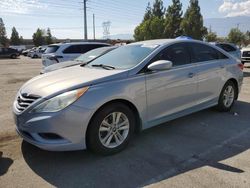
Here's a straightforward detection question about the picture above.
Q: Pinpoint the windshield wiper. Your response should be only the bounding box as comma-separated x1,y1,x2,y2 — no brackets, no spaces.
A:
91,64,116,70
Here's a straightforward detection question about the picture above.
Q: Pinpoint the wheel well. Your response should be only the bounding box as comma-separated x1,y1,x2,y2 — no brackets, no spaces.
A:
227,78,239,99
87,99,142,136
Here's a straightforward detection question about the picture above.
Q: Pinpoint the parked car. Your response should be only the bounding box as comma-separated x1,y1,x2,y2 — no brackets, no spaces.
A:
0,47,20,59
41,46,118,74
211,42,241,60
13,39,243,155
22,49,31,56
27,47,37,57
241,45,250,64
41,42,110,67
30,46,47,58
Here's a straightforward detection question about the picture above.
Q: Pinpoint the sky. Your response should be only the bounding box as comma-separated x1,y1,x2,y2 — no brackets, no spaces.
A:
0,0,250,39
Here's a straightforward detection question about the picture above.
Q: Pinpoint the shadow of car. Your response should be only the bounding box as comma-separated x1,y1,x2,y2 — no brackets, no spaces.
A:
21,100,250,188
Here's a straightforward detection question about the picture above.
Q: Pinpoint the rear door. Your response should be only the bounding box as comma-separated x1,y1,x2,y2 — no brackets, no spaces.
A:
145,42,199,127
188,42,229,104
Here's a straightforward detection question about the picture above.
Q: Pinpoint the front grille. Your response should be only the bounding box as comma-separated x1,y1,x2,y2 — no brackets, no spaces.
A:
15,93,40,113
242,51,250,57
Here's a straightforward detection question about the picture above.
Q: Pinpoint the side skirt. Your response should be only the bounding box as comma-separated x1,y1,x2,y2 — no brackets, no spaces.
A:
143,99,218,130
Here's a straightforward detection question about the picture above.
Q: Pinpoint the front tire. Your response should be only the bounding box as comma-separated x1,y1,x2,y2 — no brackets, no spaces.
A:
87,103,135,155
10,54,17,59
217,81,236,112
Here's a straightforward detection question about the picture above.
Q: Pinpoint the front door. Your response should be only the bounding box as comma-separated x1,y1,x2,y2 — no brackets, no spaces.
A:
145,43,198,127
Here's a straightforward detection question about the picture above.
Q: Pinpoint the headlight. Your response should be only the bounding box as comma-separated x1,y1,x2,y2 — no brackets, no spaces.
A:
31,87,89,113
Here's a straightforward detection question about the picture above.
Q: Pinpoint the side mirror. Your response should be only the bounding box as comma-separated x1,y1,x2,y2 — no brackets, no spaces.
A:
147,60,173,71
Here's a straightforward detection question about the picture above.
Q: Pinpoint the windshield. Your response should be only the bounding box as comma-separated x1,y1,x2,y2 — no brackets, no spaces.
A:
44,45,59,54
75,47,113,63
87,44,158,69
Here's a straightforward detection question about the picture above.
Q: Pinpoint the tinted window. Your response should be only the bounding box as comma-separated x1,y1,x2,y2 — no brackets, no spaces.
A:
152,43,190,66
64,44,108,54
8,48,17,52
216,44,236,52
190,43,228,63
44,45,59,53
63,45,81,54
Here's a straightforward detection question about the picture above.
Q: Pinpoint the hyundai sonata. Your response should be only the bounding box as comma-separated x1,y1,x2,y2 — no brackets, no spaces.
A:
13,39,243,155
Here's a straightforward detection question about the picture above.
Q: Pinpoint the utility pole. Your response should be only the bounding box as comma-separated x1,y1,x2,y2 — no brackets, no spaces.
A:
83,0,88,40
93,14,96,40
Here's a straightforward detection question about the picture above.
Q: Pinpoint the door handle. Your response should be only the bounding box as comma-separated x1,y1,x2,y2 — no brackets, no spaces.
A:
188,72,195,78
220,65,225,69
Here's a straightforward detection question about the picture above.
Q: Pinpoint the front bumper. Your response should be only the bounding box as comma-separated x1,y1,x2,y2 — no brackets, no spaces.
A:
241,57,250,62
13,104,94,151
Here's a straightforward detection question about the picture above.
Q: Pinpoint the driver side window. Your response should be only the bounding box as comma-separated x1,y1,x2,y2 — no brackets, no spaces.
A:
151,43,191,67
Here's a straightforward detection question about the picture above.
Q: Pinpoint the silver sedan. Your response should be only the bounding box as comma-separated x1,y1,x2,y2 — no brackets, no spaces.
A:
13,39,244,155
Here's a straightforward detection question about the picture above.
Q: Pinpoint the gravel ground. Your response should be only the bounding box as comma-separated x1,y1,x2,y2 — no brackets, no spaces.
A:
0,56,250,188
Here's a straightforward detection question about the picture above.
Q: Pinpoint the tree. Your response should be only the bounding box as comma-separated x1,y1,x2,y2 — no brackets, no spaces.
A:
32,28,46,46
10,27,21,45
143,3,152,21
134,17,165,41
205,28,217,42
228,28,245,46
180,0,207,40
152,0,165,18
45,28,53,44
164,0,183,38
244,30,250,46
0,18,8,47
19,36,24,44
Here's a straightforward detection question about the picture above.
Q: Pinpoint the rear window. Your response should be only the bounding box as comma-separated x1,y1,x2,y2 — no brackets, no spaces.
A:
216,44,236,52
44,45,59,53
189,43,228,63
63,44,108,54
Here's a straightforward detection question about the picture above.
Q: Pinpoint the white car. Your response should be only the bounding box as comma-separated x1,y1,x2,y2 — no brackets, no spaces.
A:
27,47,37,57
41,42,110,67
241,45,250,64
30,46,47,58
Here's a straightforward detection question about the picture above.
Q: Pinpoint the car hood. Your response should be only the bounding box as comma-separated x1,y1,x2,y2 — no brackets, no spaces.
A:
242,47,250,51
42,60,80,73
20,66,127,97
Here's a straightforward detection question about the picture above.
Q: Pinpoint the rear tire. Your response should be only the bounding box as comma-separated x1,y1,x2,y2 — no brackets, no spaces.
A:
87,103,135,155
217,81,236,112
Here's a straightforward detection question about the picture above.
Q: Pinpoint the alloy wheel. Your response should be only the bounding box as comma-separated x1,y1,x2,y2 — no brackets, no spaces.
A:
98,112,130,148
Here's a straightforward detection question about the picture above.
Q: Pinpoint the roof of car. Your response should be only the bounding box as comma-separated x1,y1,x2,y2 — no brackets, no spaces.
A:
48,42,110,47
131,39,205,46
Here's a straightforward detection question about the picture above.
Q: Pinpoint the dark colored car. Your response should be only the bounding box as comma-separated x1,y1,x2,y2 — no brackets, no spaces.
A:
0,47,20,59
40,46,118,74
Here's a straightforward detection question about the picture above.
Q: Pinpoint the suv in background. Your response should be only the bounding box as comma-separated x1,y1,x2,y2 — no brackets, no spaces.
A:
0,47,20,59
211,42,241,60
41,42,110,67
241,45,250,64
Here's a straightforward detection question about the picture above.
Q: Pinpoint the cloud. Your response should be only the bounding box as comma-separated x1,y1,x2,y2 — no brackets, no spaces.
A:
219,0,250,17
0,0,47,14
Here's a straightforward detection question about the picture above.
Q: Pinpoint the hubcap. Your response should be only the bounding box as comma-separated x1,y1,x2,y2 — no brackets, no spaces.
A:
99,112,130,148
223,85,235,108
